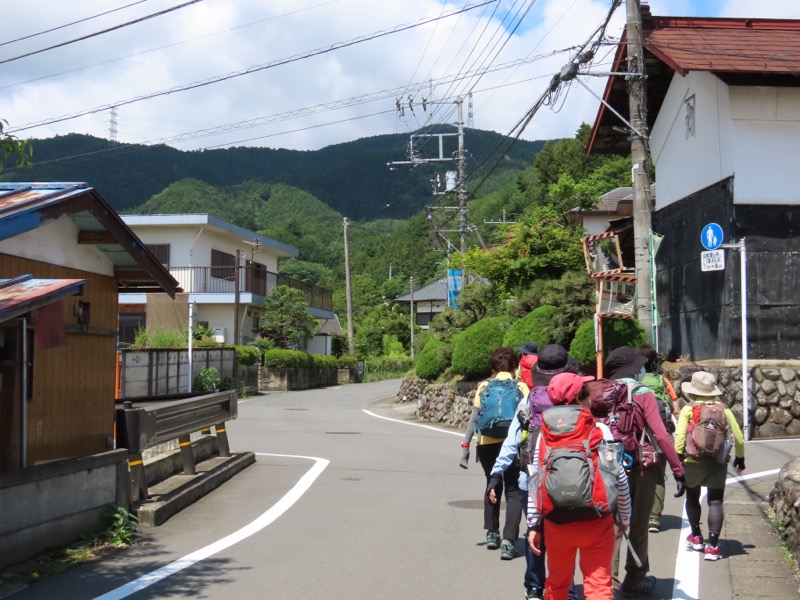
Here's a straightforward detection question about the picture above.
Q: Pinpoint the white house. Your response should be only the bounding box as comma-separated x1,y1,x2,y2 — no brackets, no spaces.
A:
119,214,340,353
395,276,449,329
588,10,800,360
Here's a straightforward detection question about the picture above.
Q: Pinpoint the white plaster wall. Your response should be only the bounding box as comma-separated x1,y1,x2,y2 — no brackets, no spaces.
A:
0,218,113,275
194,304,236,345
581,215,614,235
729,87,800,205
649,71,735,209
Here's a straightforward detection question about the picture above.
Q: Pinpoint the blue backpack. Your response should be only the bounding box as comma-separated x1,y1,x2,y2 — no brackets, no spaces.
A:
476,378,523,438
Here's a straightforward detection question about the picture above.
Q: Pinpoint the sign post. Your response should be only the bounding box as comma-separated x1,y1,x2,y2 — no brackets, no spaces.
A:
722,239,749,440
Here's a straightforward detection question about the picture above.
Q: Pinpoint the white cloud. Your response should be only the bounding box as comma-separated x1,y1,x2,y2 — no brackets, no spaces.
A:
1,0,797,151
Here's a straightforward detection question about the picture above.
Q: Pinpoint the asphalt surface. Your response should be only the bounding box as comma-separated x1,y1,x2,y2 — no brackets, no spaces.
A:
6,379,800,599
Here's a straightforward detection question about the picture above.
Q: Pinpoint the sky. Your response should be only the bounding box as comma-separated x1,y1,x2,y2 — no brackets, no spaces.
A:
3,0,799,153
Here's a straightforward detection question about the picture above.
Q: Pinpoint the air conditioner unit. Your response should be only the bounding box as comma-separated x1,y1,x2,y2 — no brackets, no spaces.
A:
212,327,225,343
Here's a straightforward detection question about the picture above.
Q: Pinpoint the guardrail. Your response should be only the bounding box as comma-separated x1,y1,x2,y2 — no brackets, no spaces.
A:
115,390,238,501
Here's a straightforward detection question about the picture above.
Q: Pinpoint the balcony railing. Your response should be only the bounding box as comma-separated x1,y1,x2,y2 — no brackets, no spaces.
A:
169,266,333,312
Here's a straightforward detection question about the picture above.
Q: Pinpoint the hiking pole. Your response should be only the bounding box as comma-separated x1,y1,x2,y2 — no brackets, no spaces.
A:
622,529,642,568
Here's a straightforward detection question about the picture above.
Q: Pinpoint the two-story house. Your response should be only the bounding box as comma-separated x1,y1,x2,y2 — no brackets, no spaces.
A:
119,214,339,353
588,11,800,361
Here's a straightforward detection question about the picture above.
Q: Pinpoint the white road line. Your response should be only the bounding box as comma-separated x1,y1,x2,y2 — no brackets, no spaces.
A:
93,453,329,600
671,467,781,599
362,408,463,436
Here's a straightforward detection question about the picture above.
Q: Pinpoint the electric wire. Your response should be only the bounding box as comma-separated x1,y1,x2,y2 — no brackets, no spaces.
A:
7,0,497,135
0,0,204,66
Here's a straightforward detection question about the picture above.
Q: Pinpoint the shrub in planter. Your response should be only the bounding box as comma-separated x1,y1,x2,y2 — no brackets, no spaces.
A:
415,338,452,381
569,317,648,371
262,349,313,369
312,354,337,369
234,345,260,366
451,316,509,379
336,355,358,370
503,304,563,349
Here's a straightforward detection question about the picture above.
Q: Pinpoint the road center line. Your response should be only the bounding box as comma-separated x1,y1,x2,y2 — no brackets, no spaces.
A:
362,408,463,436
93,453,329,600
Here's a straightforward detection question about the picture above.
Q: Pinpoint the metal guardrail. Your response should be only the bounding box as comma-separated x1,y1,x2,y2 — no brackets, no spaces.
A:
115,390,238,501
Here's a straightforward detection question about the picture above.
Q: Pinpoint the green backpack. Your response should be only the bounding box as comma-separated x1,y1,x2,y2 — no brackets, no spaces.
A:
639,372,674,433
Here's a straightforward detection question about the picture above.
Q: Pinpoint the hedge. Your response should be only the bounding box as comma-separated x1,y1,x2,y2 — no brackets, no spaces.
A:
451,316,509,379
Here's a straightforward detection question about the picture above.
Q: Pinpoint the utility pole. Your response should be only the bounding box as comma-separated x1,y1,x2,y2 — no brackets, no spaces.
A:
234,248,240,345
456,97,468,291
343,217,355,355
626,0,654,336
409,276,415,359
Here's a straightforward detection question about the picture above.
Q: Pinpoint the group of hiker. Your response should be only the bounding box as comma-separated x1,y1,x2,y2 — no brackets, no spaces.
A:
459,342,746,600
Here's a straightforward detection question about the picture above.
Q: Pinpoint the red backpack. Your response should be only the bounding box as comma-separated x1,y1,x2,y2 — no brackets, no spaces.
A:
685,402,732,463
536,405,621,523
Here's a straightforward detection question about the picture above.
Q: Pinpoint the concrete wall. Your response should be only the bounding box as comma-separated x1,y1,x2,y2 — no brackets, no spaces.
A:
0,450,130,568
259,366,338,391
120,348,235,397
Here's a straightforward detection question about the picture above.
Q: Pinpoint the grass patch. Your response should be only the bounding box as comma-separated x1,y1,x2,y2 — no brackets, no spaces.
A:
766,506,800,579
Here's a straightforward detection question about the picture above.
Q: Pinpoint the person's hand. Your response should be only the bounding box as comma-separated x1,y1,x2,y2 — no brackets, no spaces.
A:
487,475,501,504
733,456,746,474
674,475,686,498
528,530,542,556
459,446,470,469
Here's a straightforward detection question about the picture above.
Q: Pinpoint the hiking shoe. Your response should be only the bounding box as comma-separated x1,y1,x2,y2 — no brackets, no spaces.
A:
686,533,704,551
500,539,516,560
704,544,722,561
648,521,660,533
620,575,657,597
486,530,501,549
525,587,543,599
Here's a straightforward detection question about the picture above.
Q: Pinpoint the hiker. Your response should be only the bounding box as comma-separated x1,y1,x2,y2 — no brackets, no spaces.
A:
516,341,539,389
636,344,681,533
460,347,529,558
487,344,581,599
675,371,745,561
526,372,632,600
602,346,685,598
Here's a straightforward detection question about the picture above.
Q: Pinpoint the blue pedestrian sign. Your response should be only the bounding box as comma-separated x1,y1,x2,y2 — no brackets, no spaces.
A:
701,223,723,250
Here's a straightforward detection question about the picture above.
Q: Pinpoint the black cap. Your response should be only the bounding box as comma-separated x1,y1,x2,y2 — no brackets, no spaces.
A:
517,341,538,356
532,344,579,387
604,346,648,380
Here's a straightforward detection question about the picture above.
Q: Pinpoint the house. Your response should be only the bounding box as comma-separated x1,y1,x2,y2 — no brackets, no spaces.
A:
119,214,340,352
395,276,449,329
0,182,180,566
588,11,800,360
569,186,635,235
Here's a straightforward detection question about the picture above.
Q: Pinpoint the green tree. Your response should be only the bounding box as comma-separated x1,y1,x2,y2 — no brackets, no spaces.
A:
259,285,316,348
1,119,32,172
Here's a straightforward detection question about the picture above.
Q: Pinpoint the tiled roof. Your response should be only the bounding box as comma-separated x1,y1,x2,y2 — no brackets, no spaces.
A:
588,11,800,155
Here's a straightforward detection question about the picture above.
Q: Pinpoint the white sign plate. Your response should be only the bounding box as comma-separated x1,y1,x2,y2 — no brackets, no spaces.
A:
701,249,725,271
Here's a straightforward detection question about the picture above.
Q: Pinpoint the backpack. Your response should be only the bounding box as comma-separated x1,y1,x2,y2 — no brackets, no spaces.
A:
518,354,538,389
535,405,622,523
639,372,675,433
476,378,523,438
517,386,552,470
685,402,732,463
585,378,661,472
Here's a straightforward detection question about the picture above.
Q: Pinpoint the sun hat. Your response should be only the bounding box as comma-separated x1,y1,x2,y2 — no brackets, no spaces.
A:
547,373,596,405
517,341,539,356
532,344,579,387
603,346,649,380
681,371,723,397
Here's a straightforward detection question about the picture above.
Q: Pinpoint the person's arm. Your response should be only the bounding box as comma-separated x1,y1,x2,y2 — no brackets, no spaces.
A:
641,393,684,477
725,407,745,459
663,377,681,417
526,433,542,529
460,407,479,468
488,411,522,502
673,405,691,456
616,462,632,527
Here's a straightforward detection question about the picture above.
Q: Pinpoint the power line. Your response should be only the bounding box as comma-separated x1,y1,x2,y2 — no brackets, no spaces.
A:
0,0,205,66
8,0,497,135
0,0,152,49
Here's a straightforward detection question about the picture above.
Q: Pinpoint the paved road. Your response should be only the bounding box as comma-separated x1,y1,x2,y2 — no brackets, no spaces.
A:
12,380,800,599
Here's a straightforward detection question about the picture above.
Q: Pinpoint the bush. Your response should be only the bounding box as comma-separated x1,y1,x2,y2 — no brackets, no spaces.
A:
312,354,337,369
250,338,275,354
503,304,563,349
234,345,260,366
148,327,185,349
336,355,358,369
451,316,509,379
194,366,221,391
363,357,414,382
262,349,313,368
415,338,452,381
569,318,648,372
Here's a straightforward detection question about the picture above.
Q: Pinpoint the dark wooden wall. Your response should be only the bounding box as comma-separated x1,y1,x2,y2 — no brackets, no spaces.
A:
653,177,800,360
0,254,118,467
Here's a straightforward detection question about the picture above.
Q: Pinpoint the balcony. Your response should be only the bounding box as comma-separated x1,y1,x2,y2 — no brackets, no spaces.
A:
169,266,333,312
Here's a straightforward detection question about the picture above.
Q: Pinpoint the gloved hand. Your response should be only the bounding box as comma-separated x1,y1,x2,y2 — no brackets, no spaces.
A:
733,456,746,472
678,453,685,463
674,475,686,498
459,446,470,469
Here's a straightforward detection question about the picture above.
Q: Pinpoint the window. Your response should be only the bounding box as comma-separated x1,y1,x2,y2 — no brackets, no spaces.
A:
211,249,236,280
119,313,145,346
146,244,170,267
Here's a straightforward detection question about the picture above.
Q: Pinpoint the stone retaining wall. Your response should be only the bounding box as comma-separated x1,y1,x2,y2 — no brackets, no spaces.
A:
768,457,800,566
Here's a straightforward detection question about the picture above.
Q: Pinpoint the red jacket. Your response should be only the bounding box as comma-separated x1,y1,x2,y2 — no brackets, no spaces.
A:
518,354,538,389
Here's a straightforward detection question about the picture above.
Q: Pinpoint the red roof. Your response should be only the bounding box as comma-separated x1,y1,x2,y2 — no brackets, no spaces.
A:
588,12,800,155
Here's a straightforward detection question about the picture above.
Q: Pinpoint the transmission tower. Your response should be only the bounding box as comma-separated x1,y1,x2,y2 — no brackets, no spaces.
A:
108,106,118,145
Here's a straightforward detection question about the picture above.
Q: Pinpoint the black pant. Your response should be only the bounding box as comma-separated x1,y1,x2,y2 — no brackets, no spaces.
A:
477,441,522,540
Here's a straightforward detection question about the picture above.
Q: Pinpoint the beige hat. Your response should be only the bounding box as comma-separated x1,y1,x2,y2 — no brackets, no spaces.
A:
681,371,723,396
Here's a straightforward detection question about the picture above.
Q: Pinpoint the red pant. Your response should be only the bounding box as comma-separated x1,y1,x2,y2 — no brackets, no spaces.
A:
543,515,615,600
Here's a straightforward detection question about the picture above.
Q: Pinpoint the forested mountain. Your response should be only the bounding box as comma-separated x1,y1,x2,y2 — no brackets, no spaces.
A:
1,128,544,221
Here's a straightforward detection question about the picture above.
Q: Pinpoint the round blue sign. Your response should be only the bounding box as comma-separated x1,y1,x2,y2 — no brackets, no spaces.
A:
701,223,723,250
